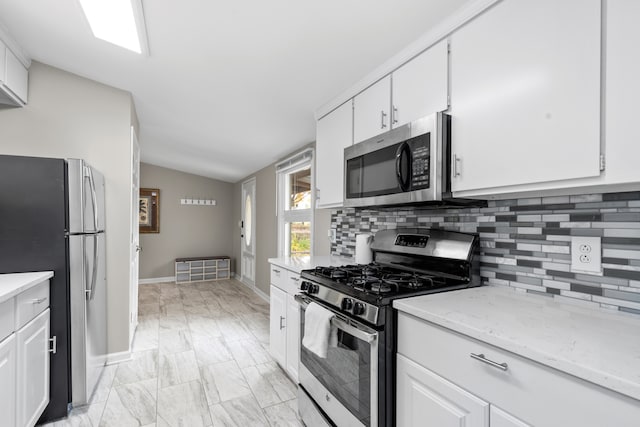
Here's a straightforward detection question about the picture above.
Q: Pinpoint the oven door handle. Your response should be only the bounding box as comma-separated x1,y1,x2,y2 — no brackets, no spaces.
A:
332,317,377,344
294,294,377,344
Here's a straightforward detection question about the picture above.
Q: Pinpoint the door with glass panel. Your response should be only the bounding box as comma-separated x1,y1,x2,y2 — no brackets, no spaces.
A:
241,177,256,286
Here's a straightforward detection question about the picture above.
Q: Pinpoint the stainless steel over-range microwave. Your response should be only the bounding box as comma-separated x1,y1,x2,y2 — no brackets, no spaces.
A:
344,112,454,207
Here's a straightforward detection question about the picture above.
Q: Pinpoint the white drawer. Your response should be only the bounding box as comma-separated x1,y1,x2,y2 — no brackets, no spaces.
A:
270,265,287,290
398,312,640,427
15,280,49,330
0,298,14,342
285,272,301,295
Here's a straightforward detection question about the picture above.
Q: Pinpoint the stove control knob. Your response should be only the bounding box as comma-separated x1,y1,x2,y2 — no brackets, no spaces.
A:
300,281,310,292
341,298,353,311
310,284,320,294
353,302,366,316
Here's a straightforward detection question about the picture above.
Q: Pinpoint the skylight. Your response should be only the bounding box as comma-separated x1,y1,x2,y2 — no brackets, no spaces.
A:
78,0,147,54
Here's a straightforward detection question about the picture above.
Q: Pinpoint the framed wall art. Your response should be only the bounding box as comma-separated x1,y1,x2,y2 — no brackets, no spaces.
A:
139,188,160,233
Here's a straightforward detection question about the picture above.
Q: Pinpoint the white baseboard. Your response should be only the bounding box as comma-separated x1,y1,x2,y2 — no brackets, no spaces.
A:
138,276,174,285
234,275,269,303
106,350,132,365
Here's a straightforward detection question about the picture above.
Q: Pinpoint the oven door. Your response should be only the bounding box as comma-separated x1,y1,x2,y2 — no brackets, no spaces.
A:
296,295,378,427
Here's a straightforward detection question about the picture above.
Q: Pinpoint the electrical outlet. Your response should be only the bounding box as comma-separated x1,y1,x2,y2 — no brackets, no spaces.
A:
571,236,601,274
328,229,337,244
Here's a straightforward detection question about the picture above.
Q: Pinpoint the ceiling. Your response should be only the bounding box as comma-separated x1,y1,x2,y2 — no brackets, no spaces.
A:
0,0,469,182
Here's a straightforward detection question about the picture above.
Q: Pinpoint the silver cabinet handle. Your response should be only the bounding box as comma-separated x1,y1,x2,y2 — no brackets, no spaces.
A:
49,336,57,354
291,277,300,282
380,110,387,129
31,297,47,304
453,154,461,177
279,316,286,330
470,353,508,371
392,106,398,125
273,269,280,274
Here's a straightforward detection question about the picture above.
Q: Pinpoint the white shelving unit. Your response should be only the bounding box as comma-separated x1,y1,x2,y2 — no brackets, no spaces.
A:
175,256,230,283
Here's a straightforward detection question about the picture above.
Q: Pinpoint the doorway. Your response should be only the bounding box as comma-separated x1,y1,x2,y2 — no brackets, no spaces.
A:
241,177,256,287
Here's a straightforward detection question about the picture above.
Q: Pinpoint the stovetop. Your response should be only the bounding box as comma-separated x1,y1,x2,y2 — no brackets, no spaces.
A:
300,263,471,306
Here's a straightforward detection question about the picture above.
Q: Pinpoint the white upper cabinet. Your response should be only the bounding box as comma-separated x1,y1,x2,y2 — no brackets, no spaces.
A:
353,76,391,143
450,0,601,194
316,100,353,208
392,40,449,128
0,38,28,106
603,0,640,186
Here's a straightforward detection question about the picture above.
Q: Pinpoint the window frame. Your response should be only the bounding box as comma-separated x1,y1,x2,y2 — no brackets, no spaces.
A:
276,149,315,258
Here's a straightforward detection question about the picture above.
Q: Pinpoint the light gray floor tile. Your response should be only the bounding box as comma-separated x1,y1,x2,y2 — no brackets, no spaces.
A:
201,360,252,404
263,399,303,427
158,328,193,354
159,314,188,330
100,379,157,427
159,350,200,388
89,364,117,404
242,362,295,408
217,317,254,342
210,395,269,427
113,351,158,386
226,339,272,368
51,400,105,426
192,333,233,366
157,380,211,427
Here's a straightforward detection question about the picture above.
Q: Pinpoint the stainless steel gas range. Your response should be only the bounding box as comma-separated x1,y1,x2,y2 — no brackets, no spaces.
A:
296,228,481,427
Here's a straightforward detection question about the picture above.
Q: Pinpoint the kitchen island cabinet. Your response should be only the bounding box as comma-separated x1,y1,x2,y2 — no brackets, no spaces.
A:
0,271,53,427
394,286,640,427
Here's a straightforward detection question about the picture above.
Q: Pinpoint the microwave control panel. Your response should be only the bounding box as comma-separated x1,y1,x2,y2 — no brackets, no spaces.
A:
409,134,430,189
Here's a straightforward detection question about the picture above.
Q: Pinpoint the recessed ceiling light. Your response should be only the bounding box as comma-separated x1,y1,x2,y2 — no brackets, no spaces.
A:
78,0,148,54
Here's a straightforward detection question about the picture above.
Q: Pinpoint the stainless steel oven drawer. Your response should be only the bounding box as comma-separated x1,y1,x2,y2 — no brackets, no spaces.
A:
298,386,332,427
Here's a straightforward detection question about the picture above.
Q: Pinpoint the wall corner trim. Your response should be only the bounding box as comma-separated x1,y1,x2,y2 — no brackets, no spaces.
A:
235,274,270,303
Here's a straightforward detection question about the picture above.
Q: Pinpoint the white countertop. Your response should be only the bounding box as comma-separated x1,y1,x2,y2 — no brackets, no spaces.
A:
267,255,354,273
393,285,640,402
0,271,54,304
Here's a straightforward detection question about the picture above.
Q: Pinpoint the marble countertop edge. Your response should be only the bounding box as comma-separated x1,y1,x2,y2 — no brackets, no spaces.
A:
0,271,54,304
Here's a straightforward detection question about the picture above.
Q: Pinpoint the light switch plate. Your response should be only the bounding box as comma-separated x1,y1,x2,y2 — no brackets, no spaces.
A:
570,236,602,274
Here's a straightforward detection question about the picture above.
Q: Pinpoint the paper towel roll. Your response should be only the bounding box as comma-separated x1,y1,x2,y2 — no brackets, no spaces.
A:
355,234,373,264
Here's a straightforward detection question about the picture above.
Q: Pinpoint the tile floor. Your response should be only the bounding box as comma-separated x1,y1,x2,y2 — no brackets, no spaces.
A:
45,279,303,427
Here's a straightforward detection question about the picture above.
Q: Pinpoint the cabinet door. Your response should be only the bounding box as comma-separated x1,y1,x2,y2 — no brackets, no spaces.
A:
16,309,50,427
316,100,353,208
603,0,640,185
269,286,287,368
353,75,391,143
0,334,16,427
285,293,300,382
490,406,531,427
392,40,448,128
450,0,601,194
397,354,489,427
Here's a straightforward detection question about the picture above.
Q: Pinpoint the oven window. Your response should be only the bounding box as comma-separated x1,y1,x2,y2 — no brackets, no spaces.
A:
301,312,372,426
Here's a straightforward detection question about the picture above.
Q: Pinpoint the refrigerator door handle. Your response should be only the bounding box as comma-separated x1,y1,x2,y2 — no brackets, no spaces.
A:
85,166,99,232
87,234,98,301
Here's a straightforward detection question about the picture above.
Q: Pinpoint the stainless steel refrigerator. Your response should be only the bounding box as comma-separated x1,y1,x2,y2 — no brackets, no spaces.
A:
0,155,108,423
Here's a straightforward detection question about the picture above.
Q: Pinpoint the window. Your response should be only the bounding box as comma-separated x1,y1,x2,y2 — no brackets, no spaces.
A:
277,149,314,257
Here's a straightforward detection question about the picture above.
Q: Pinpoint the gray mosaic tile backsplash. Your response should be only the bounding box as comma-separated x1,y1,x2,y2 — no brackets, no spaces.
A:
330,191,640,315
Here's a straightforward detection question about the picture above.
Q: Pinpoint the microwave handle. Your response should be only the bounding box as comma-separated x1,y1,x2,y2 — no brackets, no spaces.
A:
395,142,412,192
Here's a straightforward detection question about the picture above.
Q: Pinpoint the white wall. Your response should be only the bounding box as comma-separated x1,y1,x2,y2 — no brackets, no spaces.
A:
0,61,135,354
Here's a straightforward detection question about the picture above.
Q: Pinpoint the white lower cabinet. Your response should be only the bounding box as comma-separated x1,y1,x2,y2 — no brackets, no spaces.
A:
0,334,17,427
397,354,488,427
397,312,639,427
269,285,287,368
285,293,300,381
269,264,302,383
489,406,530,427
16,308,50,427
